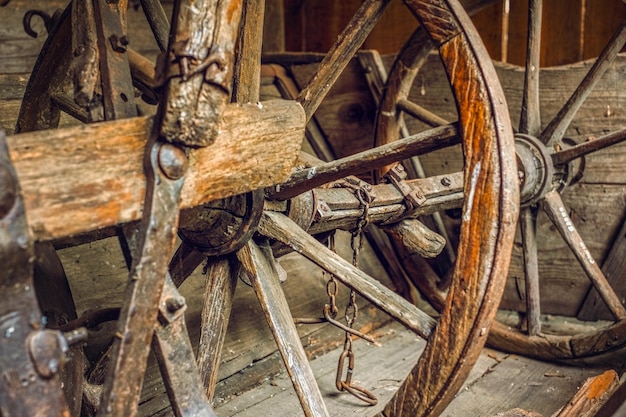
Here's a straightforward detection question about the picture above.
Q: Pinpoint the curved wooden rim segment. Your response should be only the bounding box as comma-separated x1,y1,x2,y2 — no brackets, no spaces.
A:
489,319,626,364
379,1,518,416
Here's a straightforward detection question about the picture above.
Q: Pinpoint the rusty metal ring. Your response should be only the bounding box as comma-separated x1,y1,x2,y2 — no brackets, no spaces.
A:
179,189,264,257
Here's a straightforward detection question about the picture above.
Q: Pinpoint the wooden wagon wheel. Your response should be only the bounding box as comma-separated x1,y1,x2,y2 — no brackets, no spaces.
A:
377,0,626,363
7,1,517,417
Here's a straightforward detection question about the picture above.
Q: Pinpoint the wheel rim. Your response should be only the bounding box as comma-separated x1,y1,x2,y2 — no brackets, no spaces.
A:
377,0,626,364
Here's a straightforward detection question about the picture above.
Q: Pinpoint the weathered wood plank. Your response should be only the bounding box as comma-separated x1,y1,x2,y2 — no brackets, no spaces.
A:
552,370,619,417
8,100,304,240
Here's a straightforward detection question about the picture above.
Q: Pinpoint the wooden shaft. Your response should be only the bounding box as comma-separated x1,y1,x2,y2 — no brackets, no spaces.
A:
9,100,304,241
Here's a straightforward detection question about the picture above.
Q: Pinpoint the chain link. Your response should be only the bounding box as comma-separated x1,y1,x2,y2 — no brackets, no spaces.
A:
333,179,377,406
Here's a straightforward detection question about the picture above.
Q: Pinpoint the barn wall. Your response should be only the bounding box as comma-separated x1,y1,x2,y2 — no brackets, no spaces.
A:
281,0,626,67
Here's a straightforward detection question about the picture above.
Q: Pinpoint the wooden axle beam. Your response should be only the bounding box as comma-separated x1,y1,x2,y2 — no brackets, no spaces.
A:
8,99,304,241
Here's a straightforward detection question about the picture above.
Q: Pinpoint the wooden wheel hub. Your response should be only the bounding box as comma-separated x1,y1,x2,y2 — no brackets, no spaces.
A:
515,134,554,206
178,190,264,256
515,133,586,207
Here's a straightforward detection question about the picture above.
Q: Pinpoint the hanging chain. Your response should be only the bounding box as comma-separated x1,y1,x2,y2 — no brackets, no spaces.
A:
325,234,340,318
334,179,378,406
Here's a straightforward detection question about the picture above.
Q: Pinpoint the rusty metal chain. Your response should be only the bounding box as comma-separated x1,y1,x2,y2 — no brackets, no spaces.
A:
325,234,340,318
333,179,378,406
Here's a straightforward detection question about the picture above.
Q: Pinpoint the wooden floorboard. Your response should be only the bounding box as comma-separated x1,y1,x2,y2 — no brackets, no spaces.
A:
214,321,613,417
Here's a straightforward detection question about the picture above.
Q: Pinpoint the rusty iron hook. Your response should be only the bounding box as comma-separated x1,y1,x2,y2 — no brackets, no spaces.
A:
23,9,60,38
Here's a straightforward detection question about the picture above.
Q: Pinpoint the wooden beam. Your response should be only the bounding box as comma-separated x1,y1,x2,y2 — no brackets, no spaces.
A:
552,370,619,417
8,99,304,240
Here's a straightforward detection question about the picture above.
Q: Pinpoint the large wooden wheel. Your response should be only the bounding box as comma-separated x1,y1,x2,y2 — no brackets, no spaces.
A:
378,0,626,363
4,1,517,416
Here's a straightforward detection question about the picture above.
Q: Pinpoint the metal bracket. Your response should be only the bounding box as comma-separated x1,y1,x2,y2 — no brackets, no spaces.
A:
0,131,71,416
383,163,426,212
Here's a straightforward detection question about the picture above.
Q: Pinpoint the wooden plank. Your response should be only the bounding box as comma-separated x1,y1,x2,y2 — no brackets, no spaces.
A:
444,352,608,416
552,370,619,417
364,1,417,54
583,1,626,61
490,410,542,417
213,319,613,417
471,0,506,62
262,0,285,53
541,0,584,66
8,99,304,241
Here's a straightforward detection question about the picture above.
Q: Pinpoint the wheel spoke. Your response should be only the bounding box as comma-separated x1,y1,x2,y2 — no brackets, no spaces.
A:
541,190,626,320
196,256,239,402
397,98,451,127
541,18,626,146
297,0,391,121
138,0,170,52
237,239,329,417
259,211,437,339
168,241,206,287
551,126,626,165
268,123,459,200
520,206,541,335
233,0,264,103
519,0,542,136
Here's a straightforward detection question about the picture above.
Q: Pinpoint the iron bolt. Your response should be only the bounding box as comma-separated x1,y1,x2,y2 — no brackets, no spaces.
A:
440,177,451,187
28,330,69,379
158,143,188,180
109,34,129,53
165,296,186,312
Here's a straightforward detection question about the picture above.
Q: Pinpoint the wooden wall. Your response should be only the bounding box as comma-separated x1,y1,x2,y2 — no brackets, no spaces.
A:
282,0,626,67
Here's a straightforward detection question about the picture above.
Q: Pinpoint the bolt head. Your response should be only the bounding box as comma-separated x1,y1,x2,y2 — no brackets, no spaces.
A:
165,296,186,312
158,143,187,180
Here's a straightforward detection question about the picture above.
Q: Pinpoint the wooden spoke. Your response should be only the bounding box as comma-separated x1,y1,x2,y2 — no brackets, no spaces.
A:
541,19,626,146
541,190,626,320
259,211,437,339
138,0,170,52
269,123,459,200
397,98,451,128
520,206,541,336
519,0,542,136
578,216,626,321
233,0,264,103
297,0,391,121
196,256,239,402
168,241,206,287
551,126,626,165
237,239,330,417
